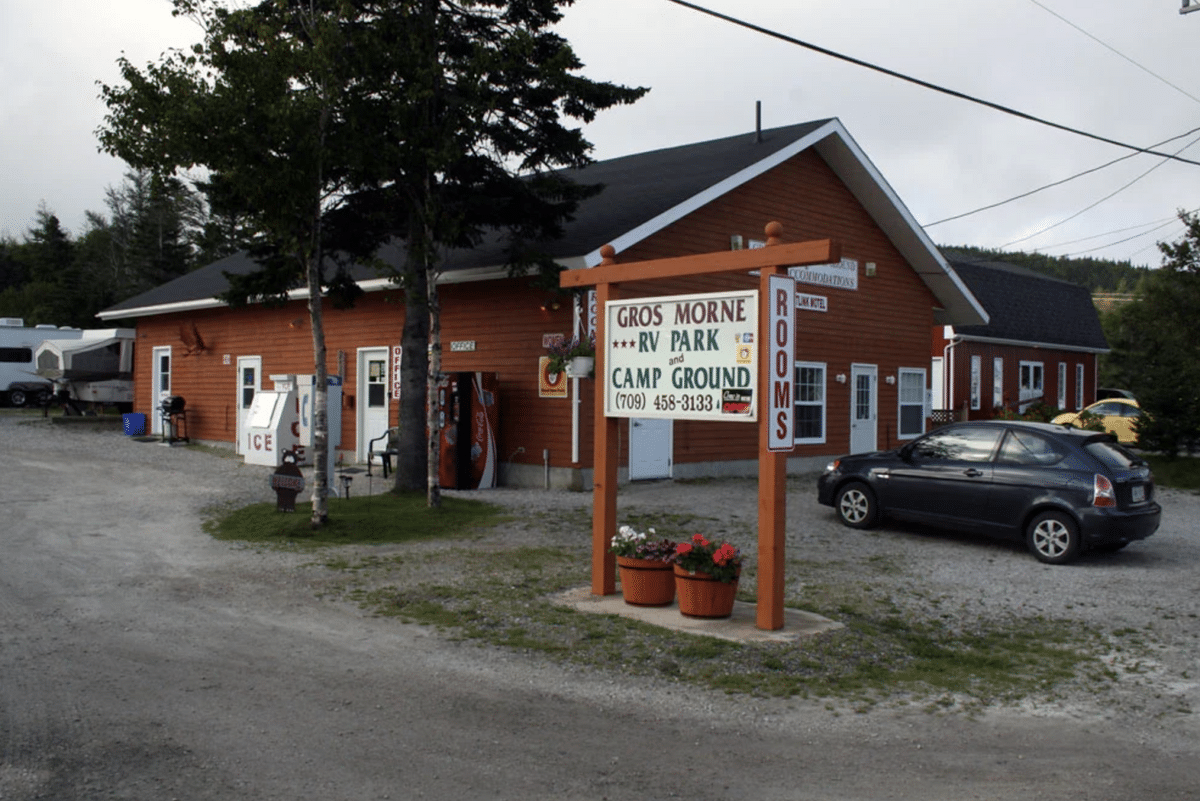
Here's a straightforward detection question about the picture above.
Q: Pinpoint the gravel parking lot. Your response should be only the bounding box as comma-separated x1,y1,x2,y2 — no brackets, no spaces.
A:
3,413,1199,798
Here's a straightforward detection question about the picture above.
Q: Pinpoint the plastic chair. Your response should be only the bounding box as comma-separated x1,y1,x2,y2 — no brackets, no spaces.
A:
367,426,400,478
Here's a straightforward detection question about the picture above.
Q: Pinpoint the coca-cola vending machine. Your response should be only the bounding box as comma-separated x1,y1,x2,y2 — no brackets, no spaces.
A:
437,372,499,489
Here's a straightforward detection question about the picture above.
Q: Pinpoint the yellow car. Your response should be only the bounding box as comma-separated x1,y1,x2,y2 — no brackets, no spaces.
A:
1053,398,1143,444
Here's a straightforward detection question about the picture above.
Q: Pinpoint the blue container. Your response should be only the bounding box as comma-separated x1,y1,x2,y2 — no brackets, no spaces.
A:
122,413,146,436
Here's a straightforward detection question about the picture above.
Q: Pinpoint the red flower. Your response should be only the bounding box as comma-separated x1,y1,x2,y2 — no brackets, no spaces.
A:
713,543,738,566
691,533,710,547
675,542,694,557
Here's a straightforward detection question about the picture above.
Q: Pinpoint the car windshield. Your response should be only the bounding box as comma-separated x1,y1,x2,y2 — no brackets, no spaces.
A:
1085,438,1145,469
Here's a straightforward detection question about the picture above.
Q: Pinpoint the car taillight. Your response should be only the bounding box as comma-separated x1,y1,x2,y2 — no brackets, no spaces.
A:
1093,473,1116,507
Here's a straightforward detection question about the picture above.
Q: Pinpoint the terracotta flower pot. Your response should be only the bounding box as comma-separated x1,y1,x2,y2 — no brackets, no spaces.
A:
673,564,739,619
616,556,676,606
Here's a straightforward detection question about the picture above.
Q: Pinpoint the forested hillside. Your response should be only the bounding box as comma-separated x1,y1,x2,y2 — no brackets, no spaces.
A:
940,245,1147,294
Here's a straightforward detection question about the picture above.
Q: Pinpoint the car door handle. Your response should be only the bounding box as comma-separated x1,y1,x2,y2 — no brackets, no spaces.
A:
963,468,984,478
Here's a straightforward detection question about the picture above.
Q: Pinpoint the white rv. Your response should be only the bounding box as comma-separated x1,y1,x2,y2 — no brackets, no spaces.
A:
0,319,84,406
35,328,136,411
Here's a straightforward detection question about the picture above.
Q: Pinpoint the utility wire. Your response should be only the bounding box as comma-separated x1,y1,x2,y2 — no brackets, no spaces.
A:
663,0,1200,167
1028,0,1200,107
999,131,1200,248
924,125,1200,227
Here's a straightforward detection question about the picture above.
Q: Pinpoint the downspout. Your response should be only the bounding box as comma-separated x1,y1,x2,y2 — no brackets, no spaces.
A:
943,336,959,413
571,376,581,464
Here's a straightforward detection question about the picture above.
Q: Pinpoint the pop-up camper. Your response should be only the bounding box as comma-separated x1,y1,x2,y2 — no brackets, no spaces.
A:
35,328,135,412
0,318,84,406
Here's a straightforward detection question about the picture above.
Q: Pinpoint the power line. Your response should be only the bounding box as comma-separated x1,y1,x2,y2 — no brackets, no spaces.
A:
1028,0,1200,107
924,125,1200,227
999,131,1200,248
663,0,1200,167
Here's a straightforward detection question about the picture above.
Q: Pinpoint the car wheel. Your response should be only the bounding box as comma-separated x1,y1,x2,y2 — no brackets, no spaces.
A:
8,389,27,407
835,482,879,529
1026,511,1081,565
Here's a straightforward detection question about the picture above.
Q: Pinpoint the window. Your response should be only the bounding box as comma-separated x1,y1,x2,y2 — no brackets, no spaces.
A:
1057,362,1067,409
1076,364,1085,410
0,347,32,363
911,426,1002,462
792,362,826,444
1019,361,1044,410
998,429,1066,466
897,368,925,439
993,357,1004,409
970,355,981,410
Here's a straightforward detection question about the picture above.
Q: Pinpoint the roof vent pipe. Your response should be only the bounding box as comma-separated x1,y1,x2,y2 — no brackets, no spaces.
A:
755,101,762,143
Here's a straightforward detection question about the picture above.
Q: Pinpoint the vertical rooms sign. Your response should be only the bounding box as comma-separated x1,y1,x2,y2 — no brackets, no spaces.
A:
604,290,758,421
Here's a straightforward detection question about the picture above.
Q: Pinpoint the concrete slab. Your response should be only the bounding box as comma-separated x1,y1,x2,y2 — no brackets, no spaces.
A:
552,586,843,644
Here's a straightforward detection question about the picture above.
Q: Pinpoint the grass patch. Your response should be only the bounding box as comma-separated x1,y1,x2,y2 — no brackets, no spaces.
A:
203,491,505,546
314,540,1115,713
1143,454,1200,491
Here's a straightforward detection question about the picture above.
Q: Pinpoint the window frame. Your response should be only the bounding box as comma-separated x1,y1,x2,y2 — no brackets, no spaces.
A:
992,356,1003,410
1057,362,1067,409
792,361,827,445
897,367,926,440
1075,363,1085,410
970,355,982,410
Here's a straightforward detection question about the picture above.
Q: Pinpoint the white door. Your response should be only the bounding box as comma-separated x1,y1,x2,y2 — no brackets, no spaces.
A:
628,418,672,480
849,363,878,454
356,347,390,463
235,356,262,454
150,346,171,435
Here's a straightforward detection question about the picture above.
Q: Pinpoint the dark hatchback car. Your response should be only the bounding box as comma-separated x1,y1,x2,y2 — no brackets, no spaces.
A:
816,420,1161,564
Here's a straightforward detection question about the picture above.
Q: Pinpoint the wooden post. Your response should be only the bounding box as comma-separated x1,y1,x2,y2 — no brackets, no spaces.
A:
757,222,787,630
562,229,841,616
591,246,619,596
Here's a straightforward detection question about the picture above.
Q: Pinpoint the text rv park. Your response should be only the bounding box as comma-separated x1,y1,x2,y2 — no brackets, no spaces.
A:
604,290,759,421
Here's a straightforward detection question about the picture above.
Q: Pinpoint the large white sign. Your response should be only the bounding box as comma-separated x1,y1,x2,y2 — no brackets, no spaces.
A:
767,274,796,451
788,258,858,291
604,290,758,421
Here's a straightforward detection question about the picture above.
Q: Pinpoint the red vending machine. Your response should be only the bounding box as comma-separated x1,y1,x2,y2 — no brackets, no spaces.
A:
437,372,499,489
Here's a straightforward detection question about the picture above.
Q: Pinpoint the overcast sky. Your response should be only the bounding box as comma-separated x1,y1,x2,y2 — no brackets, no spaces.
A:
2,0,1197,267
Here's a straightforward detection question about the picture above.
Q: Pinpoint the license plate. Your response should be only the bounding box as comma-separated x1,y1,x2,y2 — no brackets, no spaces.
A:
1132,484,1146,503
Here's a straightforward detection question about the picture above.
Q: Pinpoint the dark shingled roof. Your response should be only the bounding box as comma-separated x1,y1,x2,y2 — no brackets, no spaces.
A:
102,121,831,317
100,119,989,326
944,257,1109,352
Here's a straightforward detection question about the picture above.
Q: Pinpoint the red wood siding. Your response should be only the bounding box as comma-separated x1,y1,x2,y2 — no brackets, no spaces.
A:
943,340,1098,420
130,147,943,470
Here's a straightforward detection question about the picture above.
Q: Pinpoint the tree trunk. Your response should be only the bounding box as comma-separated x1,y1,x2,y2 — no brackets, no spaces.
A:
307,255,329,527
425,259,442,509
394,267,429,493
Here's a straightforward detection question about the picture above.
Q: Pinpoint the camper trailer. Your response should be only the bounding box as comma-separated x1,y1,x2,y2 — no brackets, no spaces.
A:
0,319,84,406
35,328,136,412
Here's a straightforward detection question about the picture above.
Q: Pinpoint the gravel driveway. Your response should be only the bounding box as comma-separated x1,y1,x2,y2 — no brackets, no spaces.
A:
2,413,1198,799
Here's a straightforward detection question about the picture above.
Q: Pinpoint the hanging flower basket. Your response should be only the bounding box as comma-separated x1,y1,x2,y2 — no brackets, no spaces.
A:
566,355,594,378
616,556,676,606
673,565,740,618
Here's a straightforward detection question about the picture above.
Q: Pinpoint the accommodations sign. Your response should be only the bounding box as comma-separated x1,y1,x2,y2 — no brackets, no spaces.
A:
604,290,758,421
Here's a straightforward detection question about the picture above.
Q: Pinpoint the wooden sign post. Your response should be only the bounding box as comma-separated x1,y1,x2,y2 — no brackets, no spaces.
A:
561,223,840,630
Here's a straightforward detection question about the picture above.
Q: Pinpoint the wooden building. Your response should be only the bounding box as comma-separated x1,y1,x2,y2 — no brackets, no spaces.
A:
98,119,987,487
932,257,1109,421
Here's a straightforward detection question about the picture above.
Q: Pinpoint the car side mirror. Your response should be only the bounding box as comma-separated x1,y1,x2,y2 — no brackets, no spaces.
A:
900,443,915,462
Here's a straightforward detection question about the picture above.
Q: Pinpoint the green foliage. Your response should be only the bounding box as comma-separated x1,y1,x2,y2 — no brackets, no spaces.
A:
942,244,1149,291
991,400,1061,423
1071,409,1107,433
1103,211,1200,455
